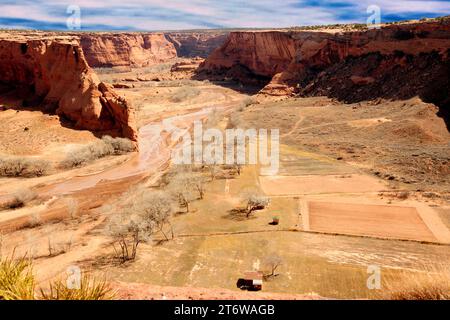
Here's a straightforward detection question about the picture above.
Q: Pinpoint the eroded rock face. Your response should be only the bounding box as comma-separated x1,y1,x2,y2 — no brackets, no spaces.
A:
80,33,177,68
0,36,137,141
198,19,450,99
165,32,228,58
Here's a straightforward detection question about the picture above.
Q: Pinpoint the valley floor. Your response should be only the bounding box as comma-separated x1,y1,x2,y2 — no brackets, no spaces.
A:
0,64,449,299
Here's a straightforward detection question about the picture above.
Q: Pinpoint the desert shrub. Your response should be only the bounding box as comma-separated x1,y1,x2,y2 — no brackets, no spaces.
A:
242,96,254,108
170,87,200,102
0,156,50,177
105,188,175,262
262,254,283,278
0,256,35,300
226,112,242,129
3,188,37,210
101,135,135,154
61,137,135,168
381,266,450,300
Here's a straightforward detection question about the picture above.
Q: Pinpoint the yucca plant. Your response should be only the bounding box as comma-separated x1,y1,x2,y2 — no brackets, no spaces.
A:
39,274,115,300
0,255,35,300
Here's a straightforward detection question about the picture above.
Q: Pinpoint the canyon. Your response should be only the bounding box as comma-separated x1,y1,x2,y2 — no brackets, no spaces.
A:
198,18,450,123
0,18,449,301
0,34,137,141
79,32,228,68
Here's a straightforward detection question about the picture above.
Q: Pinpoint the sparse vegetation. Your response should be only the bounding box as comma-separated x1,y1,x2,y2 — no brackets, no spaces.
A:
39,274,114,300
0,255,113,300
0,156,50,177
106,188,175,262
169,172,197,213
381,265,450,300
0,255,35,300
262,254,283,278
171,87,200,102
60,136,135,168
2,188,37,210
245,193,270,217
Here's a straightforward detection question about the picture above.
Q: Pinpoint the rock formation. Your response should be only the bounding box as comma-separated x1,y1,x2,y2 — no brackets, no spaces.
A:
198,18,450,95
165,32,228,58
0,35,137,141
80,33,177,68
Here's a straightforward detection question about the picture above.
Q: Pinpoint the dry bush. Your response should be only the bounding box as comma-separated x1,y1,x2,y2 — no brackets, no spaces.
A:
0,156,50,177
106,189,175,262
168,172,197,212
238,96,254,111
381,265,450,300
262,254,283,278
226,112,242,129
27,213,42,228
244,193,270,217
101,135,135,154
396,191,410,200
2,188,37,210
60,137,135,168
171,87,200,102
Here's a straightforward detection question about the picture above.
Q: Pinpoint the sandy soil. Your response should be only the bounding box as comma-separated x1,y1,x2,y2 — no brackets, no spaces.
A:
1,62,449,300
113,282,323,300
260,174,387,195
306,201,438,242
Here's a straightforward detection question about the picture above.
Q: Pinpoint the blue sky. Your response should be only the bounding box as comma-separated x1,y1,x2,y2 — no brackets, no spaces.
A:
0,0,449,31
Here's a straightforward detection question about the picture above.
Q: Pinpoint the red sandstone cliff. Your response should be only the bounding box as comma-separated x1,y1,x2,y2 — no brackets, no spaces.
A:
198,19,450,99
0,35,137,140
80,33,177,68
165,32,228,58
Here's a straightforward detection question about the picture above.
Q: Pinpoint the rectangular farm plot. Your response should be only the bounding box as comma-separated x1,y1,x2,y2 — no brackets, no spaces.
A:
307,201,438,242
260,174,386,196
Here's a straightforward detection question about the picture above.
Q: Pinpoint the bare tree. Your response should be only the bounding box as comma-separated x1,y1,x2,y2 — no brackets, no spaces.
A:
106,210,152,262
245,194,270,217
191,174,208,200
169,173,197,213
137,192,174,241
234,164,242,176
207,163,219,181
263,254,283,278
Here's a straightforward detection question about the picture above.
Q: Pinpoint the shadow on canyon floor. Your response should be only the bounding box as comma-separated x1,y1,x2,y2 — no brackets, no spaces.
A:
0,84,120,139
299,51,450,131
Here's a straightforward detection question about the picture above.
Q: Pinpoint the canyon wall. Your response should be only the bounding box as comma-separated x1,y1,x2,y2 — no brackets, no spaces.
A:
80,33,177,68
79,32,227,68
198,19,450,101
0,36,137,140
165,32,228,58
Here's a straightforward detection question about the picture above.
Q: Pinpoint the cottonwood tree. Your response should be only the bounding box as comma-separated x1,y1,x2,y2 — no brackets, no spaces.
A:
106,209,152,262
245,193,270,217
262,254,283,278
246,193,270,218
191,174,208,200
137,191,174,241
169,173,197,213
106,189,176,262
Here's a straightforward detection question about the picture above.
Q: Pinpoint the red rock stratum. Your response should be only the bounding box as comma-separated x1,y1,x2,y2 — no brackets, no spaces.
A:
80,33,177,68
198,19,450,105
0,35,137,140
